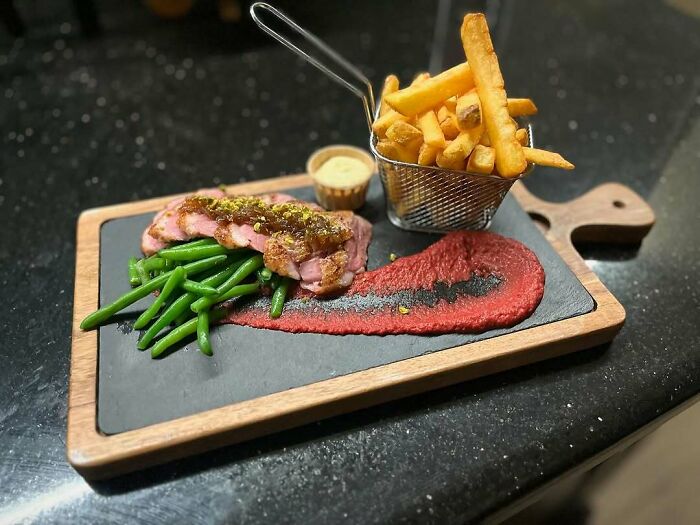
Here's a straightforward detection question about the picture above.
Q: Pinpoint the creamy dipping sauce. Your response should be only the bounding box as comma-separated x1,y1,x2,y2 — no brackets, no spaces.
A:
313,156,371,189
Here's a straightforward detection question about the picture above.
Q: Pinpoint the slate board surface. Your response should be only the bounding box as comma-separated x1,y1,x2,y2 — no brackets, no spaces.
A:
98,178,594,434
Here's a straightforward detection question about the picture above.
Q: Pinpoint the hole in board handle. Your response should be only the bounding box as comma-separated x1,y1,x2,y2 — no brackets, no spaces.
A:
613,200,625,208
527,212,550,233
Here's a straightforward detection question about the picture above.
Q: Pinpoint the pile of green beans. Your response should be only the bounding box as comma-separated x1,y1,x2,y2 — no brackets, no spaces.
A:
80,238,294,358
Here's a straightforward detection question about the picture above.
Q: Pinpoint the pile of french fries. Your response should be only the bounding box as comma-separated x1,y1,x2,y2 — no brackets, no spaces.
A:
372,13,573,178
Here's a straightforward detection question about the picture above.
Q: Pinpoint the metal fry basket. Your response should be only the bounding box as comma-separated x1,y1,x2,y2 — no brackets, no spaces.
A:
250,2,532,232
371,127,532,232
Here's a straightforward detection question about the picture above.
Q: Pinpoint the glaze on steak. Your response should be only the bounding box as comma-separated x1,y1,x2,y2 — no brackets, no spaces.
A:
141,190,372,295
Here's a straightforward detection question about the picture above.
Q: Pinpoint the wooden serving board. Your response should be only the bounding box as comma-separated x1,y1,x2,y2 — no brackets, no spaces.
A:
68,174,654,479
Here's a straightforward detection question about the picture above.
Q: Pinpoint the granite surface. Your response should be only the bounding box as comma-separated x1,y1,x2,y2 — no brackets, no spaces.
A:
1,0,698,523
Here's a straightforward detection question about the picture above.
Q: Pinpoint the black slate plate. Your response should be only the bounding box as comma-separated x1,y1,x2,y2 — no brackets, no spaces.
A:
98,178,594,434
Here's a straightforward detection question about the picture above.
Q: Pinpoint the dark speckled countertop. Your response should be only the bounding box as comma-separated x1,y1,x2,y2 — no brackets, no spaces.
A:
1,0,699,523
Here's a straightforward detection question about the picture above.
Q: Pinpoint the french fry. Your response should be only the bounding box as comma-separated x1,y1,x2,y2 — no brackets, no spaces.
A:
376,139,419,164
522,147,574,169
515,128,528,145
466,144,495,174
436,147,466,170
379,75,400,117
416,110,446,148
456,89,481,130
374,14,571,175
386,120,423,145
385,62,474,117
441,119,460,140
438,109,460,140
418,142,440,166
372,110,408,137
481,124,520,147
412,69,436,158
404,134,424,156
507,98,538,117
412,72,430,85
441,125,482,162
479,128,491,146
461,14,526,177
373,75,421,136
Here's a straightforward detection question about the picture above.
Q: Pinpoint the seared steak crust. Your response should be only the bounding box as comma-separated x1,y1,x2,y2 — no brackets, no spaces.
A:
180,195,352,252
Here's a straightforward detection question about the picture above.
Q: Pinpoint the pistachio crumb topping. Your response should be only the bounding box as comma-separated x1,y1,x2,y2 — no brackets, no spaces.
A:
180,194,352,251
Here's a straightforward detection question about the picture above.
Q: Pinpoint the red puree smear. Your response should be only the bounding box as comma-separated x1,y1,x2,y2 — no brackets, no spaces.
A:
223,231,545,335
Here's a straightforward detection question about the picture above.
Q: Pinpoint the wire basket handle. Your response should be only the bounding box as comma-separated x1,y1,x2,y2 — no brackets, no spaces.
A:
249,2,375,133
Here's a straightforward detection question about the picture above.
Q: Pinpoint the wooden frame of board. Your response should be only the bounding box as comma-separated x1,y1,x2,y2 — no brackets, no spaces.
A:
68,174,652,479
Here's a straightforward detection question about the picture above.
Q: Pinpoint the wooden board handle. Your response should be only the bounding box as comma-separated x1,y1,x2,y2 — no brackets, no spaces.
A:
511,181,655,252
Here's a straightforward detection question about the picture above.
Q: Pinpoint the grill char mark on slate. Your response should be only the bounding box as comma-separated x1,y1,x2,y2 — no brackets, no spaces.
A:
233,274,503,313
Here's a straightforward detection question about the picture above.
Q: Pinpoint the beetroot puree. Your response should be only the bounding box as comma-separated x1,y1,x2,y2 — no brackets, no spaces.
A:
223,231,545,335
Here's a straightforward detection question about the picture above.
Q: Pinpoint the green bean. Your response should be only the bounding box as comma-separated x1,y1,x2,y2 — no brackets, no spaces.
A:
79,255,228,330
179,254,229,276
167,238,218,251
128,257,140,287
133,267,186,330
160,292,178,314
150,309,225,358
196,310,213,356
257,267,273,285
194,256,246,283
269,277,291,319
138,293,194,349
174,310,194,326
212,282,260,304
137,262,240,349
142,256,165,272
159,243,232,261
190,255,264,313
135,258,150,284
182,279,218,296
151,317,197,358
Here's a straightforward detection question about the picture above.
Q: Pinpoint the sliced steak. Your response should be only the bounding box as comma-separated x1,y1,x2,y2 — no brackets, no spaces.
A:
141,188,226,255
141,209,169,255
141,190,372,294
295,214,372,294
